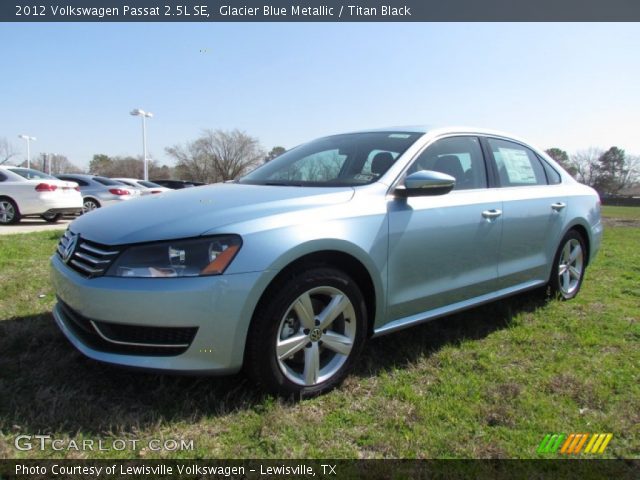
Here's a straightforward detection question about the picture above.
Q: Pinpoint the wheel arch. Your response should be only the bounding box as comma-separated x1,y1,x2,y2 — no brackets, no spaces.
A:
563,222,591,267
247,248,381,345
83,196,101,206
0,194,18,205
0,195,21,220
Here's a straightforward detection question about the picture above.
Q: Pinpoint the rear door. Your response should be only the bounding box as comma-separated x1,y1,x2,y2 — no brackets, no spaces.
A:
482,137,567,288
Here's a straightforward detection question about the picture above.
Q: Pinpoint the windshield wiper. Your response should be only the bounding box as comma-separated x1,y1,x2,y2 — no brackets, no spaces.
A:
263,181,305,187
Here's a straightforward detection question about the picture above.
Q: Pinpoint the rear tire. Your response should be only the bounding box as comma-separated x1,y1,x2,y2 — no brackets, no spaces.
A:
0,198,20,225
83,198,100,213
245,267,367,397
549,230,586,300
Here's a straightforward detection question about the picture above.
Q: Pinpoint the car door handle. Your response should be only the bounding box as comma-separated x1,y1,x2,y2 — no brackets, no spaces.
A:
482,209,502,219
551,202,566,212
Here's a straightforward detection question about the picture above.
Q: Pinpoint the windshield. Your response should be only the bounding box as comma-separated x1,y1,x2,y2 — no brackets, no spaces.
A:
239,131,423,186
10,168,57,180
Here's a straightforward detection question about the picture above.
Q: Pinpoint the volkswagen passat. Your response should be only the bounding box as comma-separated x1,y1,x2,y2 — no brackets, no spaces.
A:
55,174,138,212
0,166,82,224
51,127,602,396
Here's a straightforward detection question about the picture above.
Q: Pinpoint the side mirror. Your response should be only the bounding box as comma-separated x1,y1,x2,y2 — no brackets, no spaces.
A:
394,170,456,197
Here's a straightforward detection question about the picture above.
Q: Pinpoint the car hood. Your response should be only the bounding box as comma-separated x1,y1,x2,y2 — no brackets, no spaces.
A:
70,183,355,245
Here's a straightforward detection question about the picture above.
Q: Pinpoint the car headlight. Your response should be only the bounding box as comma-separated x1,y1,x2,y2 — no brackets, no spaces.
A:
106,235,242,278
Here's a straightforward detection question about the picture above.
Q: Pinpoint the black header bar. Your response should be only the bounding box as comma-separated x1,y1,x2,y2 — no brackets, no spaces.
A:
4,0,640,22
1,459,640,480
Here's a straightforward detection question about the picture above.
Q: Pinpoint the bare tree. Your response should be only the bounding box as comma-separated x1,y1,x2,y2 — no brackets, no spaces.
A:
0,137,18,165
51,154,83,174
623,154,640,187
166,138,218,183
571,147,602,187
166,129,264,183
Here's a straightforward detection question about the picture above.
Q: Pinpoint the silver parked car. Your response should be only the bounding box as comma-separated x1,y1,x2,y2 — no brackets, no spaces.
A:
50,127,602,396
112,178,171,195
55,174,138,212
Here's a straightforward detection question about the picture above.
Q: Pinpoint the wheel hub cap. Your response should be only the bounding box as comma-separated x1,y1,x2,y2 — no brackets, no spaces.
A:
309,328,322,342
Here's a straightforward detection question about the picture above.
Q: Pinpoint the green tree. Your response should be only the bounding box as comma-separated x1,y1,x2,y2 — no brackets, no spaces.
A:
545,147,577,177
593,146,629,195
265,146,286,162
89,154,113,175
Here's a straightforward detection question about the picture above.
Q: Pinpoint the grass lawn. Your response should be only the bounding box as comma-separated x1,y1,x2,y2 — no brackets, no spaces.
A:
0,206,638,459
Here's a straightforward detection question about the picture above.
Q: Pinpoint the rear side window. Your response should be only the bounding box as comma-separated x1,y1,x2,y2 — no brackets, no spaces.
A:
60,176,89,186
487,138,547,187
116,180,137,187
10,168,56,180
407,136,487,190
93,176,122,186
0,173,6,182
538,155,562,185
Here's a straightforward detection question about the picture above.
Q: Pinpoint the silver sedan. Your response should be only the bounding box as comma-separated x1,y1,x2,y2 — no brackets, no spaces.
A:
50,127,602,396
55,174,138,212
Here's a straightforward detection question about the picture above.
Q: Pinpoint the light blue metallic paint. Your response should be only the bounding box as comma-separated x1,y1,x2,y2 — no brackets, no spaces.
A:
50,126,602,374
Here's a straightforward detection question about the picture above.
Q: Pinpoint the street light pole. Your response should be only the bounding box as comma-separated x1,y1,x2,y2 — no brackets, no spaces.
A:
130,109,153,181
18,135,36,169
47,153,56,175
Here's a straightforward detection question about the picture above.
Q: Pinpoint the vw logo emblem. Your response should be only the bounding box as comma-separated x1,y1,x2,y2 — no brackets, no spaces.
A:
62,233,79,263
309,328,323,342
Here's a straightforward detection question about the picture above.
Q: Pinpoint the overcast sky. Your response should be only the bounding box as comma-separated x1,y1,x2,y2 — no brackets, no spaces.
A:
1,22,639,168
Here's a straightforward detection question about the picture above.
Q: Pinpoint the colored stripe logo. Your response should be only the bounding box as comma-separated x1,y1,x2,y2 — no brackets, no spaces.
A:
537,433,612,454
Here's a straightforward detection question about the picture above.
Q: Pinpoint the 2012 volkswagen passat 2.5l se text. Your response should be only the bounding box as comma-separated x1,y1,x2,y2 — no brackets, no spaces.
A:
51,127,602,396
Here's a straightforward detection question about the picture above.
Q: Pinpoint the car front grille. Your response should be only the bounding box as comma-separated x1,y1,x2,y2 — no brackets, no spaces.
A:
57,230,120,278
57,300,198,356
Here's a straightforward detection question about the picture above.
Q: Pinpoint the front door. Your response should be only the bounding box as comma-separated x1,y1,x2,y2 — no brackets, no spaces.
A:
386,136,503,322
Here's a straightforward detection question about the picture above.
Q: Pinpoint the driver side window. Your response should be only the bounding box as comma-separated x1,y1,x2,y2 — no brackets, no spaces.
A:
407,136,487,190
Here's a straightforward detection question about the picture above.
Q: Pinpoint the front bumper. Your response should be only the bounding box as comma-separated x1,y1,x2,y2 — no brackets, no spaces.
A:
51,254,263,374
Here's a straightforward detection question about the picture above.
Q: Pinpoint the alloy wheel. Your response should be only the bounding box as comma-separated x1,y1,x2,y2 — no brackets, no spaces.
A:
557,238,584,296
83,200,98,213
0,200,16,224
276,286,357,386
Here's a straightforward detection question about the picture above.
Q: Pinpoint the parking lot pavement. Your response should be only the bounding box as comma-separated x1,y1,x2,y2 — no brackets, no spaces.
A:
0,218,72,235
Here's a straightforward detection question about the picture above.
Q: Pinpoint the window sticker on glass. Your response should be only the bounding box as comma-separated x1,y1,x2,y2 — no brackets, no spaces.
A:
498,148,536,183
354,173,375,181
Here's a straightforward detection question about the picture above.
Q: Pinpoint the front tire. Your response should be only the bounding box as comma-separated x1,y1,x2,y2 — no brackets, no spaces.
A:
41,213,62,223
0,198,20,225
550,230,586,300
246,267,367,397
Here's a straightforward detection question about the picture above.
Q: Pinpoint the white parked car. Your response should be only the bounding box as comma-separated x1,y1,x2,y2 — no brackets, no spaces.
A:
112,178,171,195
0,166,83,224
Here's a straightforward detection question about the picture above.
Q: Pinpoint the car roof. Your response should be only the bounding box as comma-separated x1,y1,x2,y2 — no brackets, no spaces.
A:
333,125,530,143
57,173,93,178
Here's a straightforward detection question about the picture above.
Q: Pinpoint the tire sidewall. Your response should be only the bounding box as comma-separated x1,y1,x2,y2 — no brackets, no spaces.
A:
42,213,62,223
0,198,20,225
83,199,99,212
247,267,367,397
551,230,586,300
